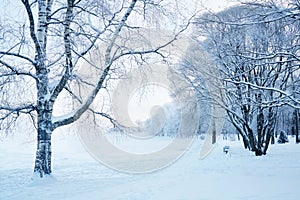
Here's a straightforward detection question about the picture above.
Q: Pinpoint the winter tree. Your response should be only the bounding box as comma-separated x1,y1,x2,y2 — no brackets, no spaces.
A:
193,0,300,155
0,0,191,177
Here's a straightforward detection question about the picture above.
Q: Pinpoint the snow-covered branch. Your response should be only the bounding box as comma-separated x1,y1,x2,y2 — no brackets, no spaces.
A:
0,51,36,65
21,0,42,60
224,79,300,107
49,0,75,103
0,60,37,79
0,104,36,129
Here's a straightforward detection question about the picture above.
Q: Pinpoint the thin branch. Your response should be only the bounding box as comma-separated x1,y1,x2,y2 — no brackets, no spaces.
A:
0,104,36,121
49,0,75,102
52,0,138,129
21,0,42,61
224,79,300,105
63,86,118,126
0,51,36,65
0,60,37,80
113,15,193,61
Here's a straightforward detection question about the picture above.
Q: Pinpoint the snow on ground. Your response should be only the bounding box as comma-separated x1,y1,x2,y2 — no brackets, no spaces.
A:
1,133,300,200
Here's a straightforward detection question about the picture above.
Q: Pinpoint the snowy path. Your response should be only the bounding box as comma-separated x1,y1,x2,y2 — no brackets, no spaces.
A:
1,134,300,200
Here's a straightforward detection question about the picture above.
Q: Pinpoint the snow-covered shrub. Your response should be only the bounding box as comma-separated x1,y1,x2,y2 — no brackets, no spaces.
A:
277,131,289,144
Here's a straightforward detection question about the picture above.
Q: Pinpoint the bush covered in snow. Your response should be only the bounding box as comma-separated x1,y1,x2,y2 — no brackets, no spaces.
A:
277,131,289,144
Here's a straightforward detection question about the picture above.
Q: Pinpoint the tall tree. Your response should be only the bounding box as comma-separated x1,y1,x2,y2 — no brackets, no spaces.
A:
193,1,300,155
0,0,189,177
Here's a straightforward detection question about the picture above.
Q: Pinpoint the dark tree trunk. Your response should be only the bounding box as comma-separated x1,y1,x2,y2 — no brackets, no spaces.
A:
294,109,299,144
248,128,263,156
241,135,250,149
263,107,276,154
34,98,53,177
34,127,52,177
34,53,53,177
257,112,264,148
212,119,216,144
256,93,264,149
237,130,240,141
263,132,272,155
271,135,275,144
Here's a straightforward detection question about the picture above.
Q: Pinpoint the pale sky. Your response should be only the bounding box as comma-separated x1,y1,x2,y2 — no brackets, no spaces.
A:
128,84,173,123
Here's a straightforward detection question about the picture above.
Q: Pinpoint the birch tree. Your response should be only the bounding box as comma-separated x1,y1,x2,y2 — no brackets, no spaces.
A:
0,0,189,177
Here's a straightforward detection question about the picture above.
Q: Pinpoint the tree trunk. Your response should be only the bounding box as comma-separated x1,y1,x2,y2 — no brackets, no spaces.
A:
263,107,276,154
271,135,275,144
294,109,299,144
237,130,240,141
248,128,263,156
34,99,53,177
263,131,271,155
241,134,250,149
257,103,264,149
34,129,52,177
34,53,52,177
212,119,216,144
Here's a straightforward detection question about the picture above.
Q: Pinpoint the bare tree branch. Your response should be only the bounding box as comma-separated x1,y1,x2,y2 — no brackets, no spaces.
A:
0,60,37,79
52,0,138,129
0,51,35,65
21,0,42,61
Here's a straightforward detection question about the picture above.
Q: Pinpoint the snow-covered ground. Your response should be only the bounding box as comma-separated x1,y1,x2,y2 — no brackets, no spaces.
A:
1,133,300,200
